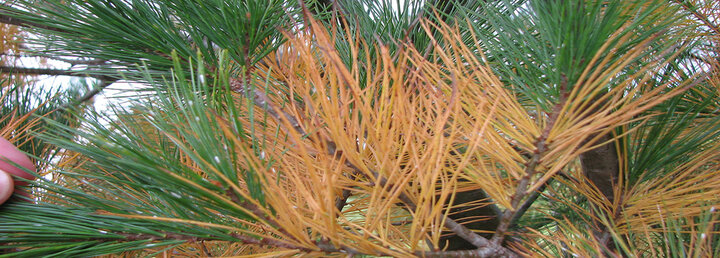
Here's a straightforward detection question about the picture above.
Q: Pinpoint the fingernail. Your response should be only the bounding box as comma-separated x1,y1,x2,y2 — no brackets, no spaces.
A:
0,170,14,204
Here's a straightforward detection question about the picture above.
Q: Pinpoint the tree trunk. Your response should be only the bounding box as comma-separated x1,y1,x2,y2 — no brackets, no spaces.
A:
439,188,501,250
579,130,621,255
580,133,619,204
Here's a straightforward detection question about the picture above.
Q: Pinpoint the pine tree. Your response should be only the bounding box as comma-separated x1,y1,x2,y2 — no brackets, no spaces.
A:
0,0,719,257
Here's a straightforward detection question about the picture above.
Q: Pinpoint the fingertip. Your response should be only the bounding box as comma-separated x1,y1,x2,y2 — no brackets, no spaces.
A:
0,169,14,205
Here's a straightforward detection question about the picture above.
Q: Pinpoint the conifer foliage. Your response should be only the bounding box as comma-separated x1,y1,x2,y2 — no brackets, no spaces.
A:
0,0,719,257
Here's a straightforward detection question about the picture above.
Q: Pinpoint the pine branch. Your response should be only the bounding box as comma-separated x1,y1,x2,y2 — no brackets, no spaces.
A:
1,53,108,66
0,66,106,78
60,79,115,108
236,6,517,254
228,77,518,257
0,66,118,108
508,178,551,227
333,173,356,214
0,9,68,33
53,218,521,257
415,248,521,257
491,76,570,245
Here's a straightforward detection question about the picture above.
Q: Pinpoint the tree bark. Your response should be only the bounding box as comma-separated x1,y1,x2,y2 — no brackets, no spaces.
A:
580,133,619,204
439,188,501,250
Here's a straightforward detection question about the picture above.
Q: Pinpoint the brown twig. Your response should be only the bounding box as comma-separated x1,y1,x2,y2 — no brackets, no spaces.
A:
333,174,356,214
61,78,117,108
0,53,108,66
0,66,118,108
508,178,551,228
0,9,69,33
415,248,519,257
0,66,106,78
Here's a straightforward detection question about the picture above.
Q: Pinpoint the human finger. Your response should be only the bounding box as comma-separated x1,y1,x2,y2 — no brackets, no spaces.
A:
0,169,14,205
